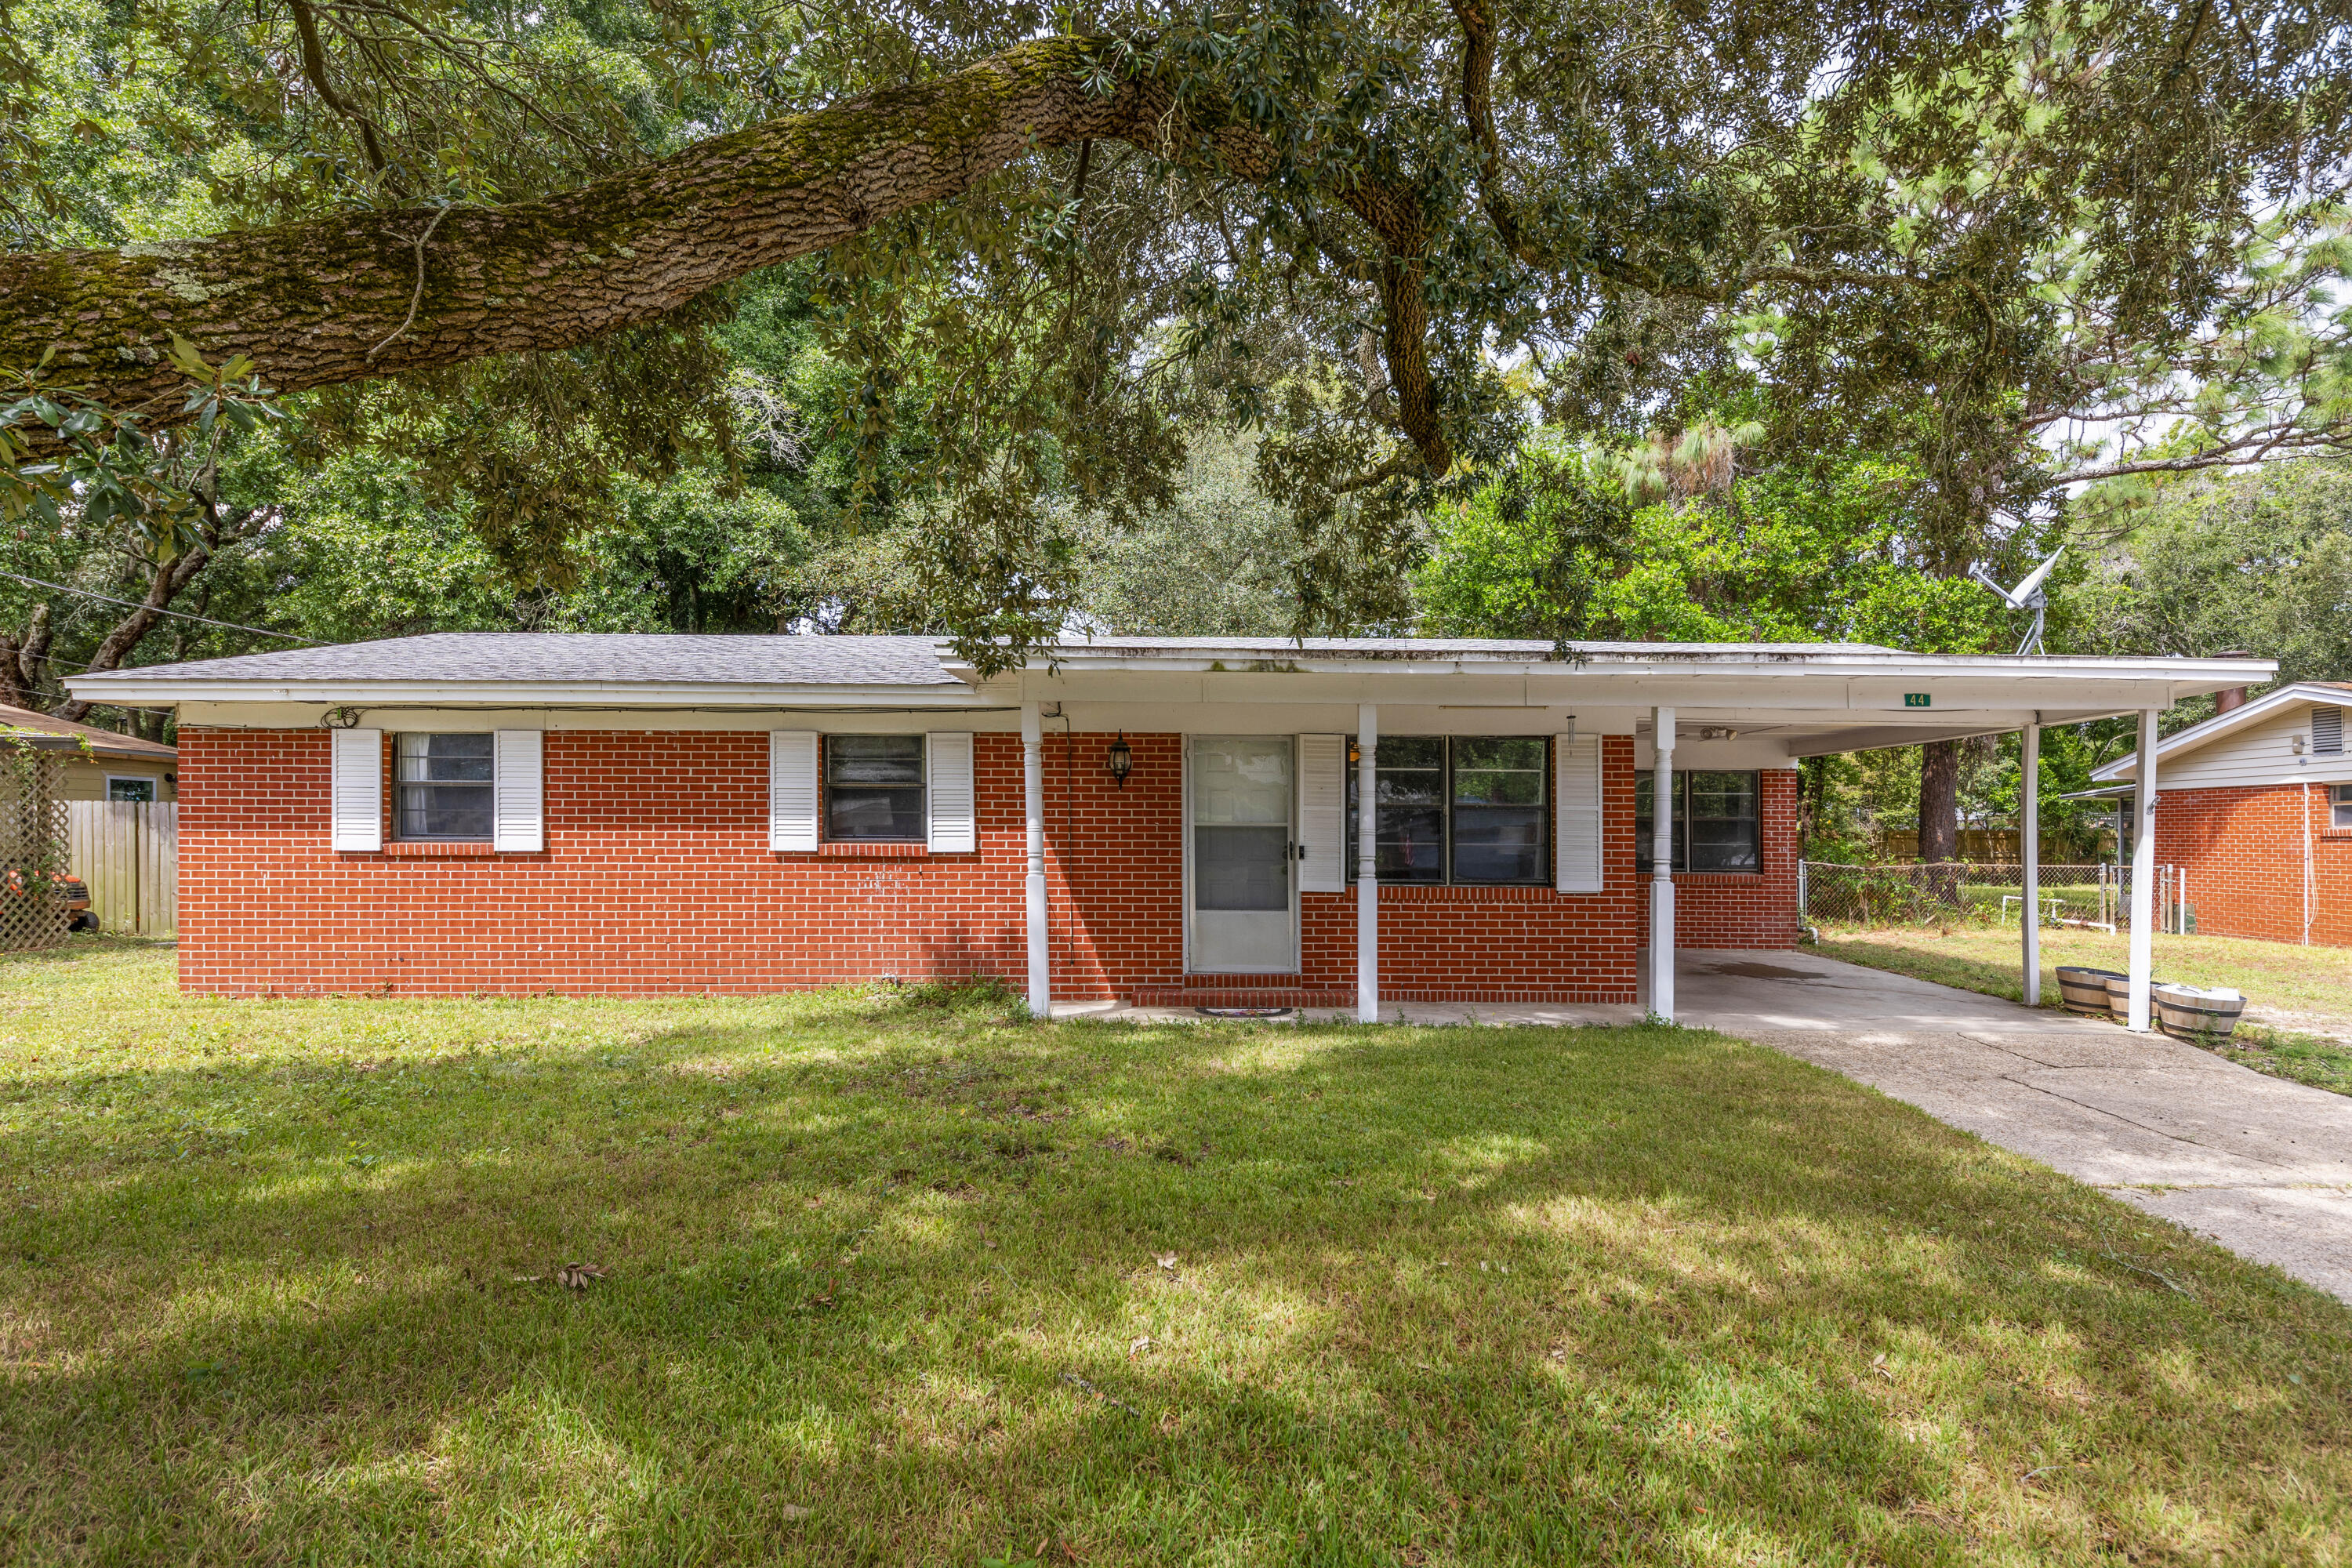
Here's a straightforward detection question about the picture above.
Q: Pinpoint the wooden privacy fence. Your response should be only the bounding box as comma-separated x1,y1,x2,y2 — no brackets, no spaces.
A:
67,800,177,935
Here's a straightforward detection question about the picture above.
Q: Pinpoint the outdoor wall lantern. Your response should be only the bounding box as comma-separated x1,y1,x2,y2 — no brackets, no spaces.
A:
1107,732,1134,788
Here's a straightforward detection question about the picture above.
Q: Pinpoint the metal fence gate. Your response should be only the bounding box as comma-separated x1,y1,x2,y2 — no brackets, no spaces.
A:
67,800,177,935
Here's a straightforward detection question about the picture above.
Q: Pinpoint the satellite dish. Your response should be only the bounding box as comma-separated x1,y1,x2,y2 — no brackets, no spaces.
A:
1969,546,2063,656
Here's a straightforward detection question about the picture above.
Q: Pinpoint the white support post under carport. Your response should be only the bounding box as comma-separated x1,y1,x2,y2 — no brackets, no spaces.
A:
2126,707,2158,1031
2020,720,2041,1007
1023,701,1050,1019
1650,706,1676,1022
1356,702,1379,1023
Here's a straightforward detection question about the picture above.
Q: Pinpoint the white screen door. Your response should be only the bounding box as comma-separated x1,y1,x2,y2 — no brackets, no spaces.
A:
1188,735,1298,973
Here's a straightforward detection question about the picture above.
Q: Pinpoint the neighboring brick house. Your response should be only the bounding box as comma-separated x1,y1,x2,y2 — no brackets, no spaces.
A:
2092,681,2352,947
67,634,2265,1015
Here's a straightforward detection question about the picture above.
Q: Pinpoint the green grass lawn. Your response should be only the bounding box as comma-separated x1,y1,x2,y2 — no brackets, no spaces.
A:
3,939,2349,1565
1816,927,2352,1097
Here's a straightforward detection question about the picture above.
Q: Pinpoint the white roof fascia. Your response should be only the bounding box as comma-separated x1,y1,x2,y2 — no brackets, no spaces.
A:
2090,681,2345,782
56,678,992,710
969,647,2274,684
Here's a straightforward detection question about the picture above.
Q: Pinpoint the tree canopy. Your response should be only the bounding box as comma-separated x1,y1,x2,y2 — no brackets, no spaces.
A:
8,0,2352,670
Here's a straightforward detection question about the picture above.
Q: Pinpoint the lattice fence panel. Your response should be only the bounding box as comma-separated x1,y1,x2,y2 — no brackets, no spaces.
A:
0,747,70,952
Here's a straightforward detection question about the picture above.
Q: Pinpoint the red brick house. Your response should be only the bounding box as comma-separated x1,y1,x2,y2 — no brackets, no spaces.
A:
2092,681,2352,947
68,635,2266,1020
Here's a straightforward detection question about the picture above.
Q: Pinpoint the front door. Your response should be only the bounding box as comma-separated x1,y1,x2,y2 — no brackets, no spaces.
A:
1188,735,1298,973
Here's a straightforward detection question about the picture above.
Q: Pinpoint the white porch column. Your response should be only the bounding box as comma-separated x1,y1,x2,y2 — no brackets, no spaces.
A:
1356,702,1380,1023
1650,707,1676,1022
1022,702,1050,1018
2126,707,2158,1031
2020,720,2041,1007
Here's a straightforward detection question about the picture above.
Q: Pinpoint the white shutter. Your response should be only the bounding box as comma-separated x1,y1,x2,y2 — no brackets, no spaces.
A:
2316,704,2344,756
1297,734,1346,892
769,731,818,851
927,731,976,852
330,728,383,852
1555,733,1603,892
492,730,543,852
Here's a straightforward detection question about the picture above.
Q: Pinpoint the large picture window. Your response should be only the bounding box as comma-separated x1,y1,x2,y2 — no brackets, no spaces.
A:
1348,736,1548,884
825,735,925,841
395,733,494,840
1635,770,1761,873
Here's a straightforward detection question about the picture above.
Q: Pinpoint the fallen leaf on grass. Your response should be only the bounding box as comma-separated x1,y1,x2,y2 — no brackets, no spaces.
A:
778,1503,812,1520
1156,1254,1178,1272
554,1262,607,1290
1127,1335,1153,1358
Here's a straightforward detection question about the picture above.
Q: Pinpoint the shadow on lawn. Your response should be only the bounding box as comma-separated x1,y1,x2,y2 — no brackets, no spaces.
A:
4,1015,2349,1564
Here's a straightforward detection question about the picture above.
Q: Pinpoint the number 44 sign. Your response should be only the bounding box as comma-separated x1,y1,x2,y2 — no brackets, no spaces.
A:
1903,693,1932,707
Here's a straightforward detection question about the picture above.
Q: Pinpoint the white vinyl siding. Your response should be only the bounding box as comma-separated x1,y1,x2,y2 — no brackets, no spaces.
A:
2137,702,2352,789
492,730,543,852
329,728,383,852
1554,733,1603,892
1296,734,1346,892
926,731,976,852
769,731,819,851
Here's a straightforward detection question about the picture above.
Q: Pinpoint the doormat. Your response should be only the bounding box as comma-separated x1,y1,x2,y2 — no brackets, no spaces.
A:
1196,1006,1295,1019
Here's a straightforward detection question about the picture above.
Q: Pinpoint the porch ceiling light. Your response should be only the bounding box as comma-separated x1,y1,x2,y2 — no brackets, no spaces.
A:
1107,731,1134,788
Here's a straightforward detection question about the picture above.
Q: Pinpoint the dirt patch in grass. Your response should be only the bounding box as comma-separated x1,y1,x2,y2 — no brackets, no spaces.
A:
1,942,2347,1563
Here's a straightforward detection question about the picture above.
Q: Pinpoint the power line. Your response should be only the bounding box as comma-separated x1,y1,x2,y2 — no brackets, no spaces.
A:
0,568,317,644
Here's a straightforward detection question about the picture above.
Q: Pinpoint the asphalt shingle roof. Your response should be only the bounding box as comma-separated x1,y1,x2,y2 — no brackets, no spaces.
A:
69,633,964,688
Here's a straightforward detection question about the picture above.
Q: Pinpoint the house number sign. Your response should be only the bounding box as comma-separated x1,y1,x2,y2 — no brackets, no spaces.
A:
1903,693,1932,707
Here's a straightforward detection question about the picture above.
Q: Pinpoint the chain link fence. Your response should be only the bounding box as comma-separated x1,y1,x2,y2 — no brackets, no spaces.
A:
1801,860,2190,933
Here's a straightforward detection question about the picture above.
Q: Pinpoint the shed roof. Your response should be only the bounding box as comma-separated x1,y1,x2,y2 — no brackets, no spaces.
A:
0,702,176,762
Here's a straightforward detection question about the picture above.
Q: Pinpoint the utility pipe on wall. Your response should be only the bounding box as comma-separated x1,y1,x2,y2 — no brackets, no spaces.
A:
2020,720,2041,1007
2126,708,2158,1032
1022,702,1049,1018
1357,702,1380,1024
1651,706,1676,1022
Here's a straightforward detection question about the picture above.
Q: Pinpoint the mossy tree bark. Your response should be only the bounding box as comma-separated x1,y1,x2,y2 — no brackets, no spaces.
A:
1,36,1454,472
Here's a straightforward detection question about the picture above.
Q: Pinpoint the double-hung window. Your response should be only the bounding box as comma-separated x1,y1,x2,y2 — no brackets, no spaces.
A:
824,735,925,841
395,733,495,840
1635,770,1762,873
1347,736,1548,884
2333,782,2352,830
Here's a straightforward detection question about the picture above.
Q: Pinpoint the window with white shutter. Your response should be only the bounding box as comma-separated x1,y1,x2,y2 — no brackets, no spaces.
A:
1554,734,1603,892
1296,734,1346,892
492,730,543,851
769,731,819,851
330,728,383,852
926,731,976,852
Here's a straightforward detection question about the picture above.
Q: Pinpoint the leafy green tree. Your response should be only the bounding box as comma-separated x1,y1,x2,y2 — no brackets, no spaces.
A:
1419,445,2027,649
2078,460,2352,715
8,0,2352,676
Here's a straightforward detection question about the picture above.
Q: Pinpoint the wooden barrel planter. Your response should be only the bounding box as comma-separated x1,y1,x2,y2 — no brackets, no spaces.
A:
2056,966,2125,1017
2155,984,2248,1043
2103,972,2172,1018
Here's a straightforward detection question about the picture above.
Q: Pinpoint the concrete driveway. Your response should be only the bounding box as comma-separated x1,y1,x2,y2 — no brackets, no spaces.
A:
1664,949,2352,1304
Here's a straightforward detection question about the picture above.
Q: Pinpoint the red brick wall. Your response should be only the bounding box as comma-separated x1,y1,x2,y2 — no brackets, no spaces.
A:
176,728,1798,999
2153,782,2352,946
1671,766,1803,949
